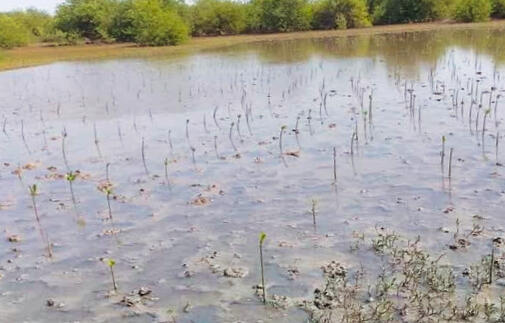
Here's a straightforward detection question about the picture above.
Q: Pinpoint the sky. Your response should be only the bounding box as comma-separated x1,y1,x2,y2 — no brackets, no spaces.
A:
0,0,64,13
0,0,201,13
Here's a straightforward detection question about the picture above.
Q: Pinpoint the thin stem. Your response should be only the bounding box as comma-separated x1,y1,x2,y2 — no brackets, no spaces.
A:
333,147,337,184
259,243,266,304
448,148,454,179
229,122,238,152
110,266,117,291
141,137,149,176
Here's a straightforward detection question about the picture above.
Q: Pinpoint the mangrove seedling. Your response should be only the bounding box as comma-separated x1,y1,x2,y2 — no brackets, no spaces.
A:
65,171,80,221
185,119,190,141
168,130,174,156
141,137,149,176
105,162,111,183
496,132,500,165
279,125,287,155
237,115,243,140
29,184,53,258
2,117,7,136
105,258,118,291
93,123,102,159
117,121,123,143
333,147,337,184
294,115,300,135
21,119,31,154
246,110,253,136
229,122,238,152
311,199,318,229
62,128,70,171
368,93,373,125
441,136,446,173
99,185,115,227
213,106,220,129
190,146,196,167
351,132,357,156
164,157,169,184
449,148,454,179
203,114,209,134
259,232,267,304
490,245,495,284
483,109,491,144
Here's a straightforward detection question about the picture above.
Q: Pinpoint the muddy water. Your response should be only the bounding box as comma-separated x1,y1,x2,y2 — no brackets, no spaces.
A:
1,25,505,322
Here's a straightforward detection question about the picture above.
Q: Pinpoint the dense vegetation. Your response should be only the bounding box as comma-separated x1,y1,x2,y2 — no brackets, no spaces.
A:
0,0,504,49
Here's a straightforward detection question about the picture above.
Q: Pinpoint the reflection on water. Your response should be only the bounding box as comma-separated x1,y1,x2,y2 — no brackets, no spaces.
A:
0,24,504,322
211,26,505,74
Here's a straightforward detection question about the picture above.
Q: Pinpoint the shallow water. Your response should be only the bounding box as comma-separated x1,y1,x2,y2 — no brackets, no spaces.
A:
1,25,505,322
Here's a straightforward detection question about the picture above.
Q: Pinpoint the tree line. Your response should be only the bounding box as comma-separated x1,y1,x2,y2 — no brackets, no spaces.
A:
1,0,505,49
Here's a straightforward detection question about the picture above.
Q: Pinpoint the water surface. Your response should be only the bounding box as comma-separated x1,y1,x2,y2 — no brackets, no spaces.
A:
1,25,505,322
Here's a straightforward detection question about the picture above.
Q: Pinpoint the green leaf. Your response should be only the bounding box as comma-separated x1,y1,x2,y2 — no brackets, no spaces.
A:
259,232,266,245
66,171,77,181
107,259,116,267
29,184,38,196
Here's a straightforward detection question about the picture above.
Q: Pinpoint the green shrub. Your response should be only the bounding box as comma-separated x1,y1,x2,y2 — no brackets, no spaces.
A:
368,0,454,24
247,0,313,33
312,0,371,30
191,0,247,36
491,0,505,17
0,15,30,48
6,9,55,42
453,0,492,22
130,0,189,46
55,0,118,41
109,0,136,42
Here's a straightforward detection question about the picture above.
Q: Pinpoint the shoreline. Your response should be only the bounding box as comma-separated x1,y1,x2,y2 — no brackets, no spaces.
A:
1,20,505,72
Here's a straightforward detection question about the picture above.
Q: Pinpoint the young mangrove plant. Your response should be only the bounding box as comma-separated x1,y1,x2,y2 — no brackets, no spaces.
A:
229,122,238,153
167,130,174,157
333,147,337,185
307,109,313,136
164,157,169,184
105,162,111,183
236,115,243,140
350,132,357,157
117,121,123,144
483,109,491,145
105,258,118,291
214,135,221,160
449,148,454,179
441,136,446,174
190,146,196,167
2,117,8,137
279,125,287,156
20,119,31,154
203,114,209,134
98,184,115,229
259,232,267,304
311,199,318,229
93,123,103,159
185,119,190,141
141,137,149,176
496,132,500,166
65,171,80,221
29,184,53,258
62,128,70,171
213,106,220,129
245,109,253,136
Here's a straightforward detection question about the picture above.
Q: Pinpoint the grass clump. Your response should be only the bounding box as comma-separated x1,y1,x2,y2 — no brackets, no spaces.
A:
297,230,505,322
